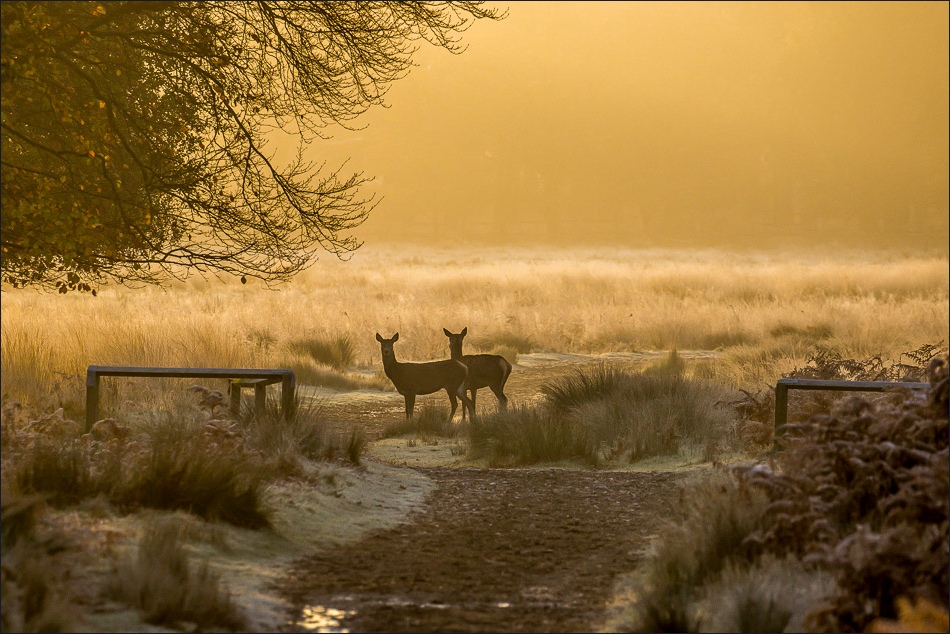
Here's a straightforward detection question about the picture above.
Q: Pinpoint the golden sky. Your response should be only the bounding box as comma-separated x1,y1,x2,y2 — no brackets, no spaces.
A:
310,1,949,250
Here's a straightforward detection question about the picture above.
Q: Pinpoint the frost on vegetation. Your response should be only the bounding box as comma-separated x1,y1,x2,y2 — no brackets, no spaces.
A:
623,355,949,633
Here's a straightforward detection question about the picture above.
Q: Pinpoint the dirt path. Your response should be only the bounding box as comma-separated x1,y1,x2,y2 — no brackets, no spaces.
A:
278,467,685,632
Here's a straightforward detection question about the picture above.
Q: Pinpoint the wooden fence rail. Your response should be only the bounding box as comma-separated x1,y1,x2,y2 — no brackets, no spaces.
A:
774,378,930,438
85,365,296,433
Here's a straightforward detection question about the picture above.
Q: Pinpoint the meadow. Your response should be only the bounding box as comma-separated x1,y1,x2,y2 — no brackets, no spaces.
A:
2,245,947,418
1,245,947,632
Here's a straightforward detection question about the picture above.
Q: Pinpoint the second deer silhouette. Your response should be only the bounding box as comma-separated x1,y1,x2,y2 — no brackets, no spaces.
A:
443,327,512,420
376,332,474,422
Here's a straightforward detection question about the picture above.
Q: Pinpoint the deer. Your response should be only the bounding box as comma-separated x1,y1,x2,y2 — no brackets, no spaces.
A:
442,327,512,420
375,332,474,422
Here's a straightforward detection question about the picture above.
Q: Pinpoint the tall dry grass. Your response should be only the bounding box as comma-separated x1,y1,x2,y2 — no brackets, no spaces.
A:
2,246,946,415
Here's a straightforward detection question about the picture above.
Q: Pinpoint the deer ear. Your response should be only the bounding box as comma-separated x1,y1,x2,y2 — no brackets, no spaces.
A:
461,327,468,336
443,328,451,337
393,332,399,342
375,333,383,343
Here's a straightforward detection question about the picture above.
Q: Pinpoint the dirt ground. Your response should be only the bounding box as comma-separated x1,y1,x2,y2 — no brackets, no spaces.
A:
278,467,684,633
275,354,702,633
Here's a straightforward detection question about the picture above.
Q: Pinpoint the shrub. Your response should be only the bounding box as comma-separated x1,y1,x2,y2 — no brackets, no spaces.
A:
727,343,948,432
752,356,949,632
788,343,944,382
108,517,248,631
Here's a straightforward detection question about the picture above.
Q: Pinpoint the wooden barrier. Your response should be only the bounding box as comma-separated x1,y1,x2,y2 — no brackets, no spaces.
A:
85,365,295,433
774,378,929,438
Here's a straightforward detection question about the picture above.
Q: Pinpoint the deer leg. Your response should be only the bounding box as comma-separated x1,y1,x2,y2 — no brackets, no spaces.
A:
447,389,459,422
459,386,470,421
490,385,508,411
456,386,474,421
404,393,416,419
469,388,478,419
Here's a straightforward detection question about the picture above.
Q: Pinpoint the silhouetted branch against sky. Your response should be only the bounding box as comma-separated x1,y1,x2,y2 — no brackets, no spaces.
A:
0,1,504,293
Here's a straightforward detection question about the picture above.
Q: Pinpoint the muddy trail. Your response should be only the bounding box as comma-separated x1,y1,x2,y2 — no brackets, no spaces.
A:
278,467,685,632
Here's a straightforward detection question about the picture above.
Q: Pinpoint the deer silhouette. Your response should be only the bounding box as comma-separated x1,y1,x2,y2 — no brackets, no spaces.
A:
376,332,474,421
442,327,512,420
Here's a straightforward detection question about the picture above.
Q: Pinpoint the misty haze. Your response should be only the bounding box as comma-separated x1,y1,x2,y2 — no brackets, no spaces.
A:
1,2,947,633
323,1,949,250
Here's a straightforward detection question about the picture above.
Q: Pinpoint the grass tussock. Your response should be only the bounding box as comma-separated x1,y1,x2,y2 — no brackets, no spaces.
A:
381,404,462,439
275,354,385,391
240,395,330,465
124,425,271,529
108,517,248,631
11,418,271,528
469,330,535,355
467,354,735,467
240,394,367,468
345,428,368,465
288,334,356,370
468,405,597,467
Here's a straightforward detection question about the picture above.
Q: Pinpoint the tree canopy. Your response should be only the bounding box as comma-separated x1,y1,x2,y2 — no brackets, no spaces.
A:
1,1,503,293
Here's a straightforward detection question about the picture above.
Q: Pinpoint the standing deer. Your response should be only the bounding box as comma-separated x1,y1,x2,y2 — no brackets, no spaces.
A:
442,327,512,420
376,332,474,421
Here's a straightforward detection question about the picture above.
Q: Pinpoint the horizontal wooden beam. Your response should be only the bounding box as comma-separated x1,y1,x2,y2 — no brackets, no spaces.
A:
774,378,930,438
85,365,296,432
